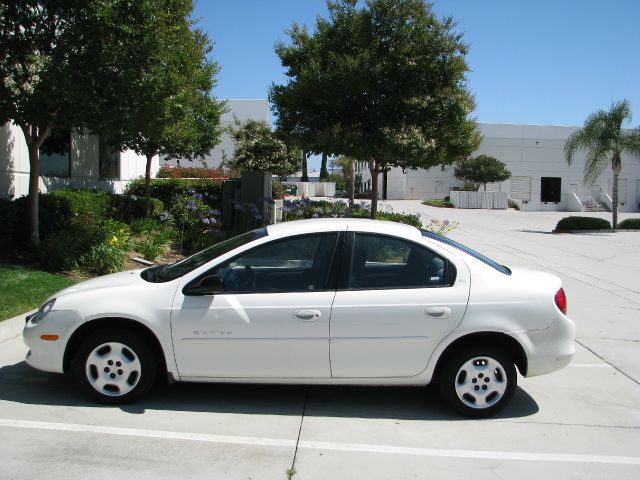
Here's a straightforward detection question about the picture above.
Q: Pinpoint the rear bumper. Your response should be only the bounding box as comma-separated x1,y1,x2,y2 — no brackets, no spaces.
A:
517,314,576,377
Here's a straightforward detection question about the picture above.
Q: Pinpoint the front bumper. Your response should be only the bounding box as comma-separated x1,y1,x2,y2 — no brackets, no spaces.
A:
23,310,85,373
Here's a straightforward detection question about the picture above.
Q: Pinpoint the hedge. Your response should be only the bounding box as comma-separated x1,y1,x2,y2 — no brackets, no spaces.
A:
555,216,611,231
618,218,640,229
124,178,224,209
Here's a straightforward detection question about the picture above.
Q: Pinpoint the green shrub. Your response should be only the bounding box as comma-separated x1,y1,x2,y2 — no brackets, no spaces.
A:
100,219,131,250
618,218,640,229
1,194,74,246
422,199,454,208
555,216,611,231
110,194,164,222
79,243,125,275
124,178,223,210
170,189,223,253
130,218,163,235
282,199,422,229
134,235,169,262
38,224,102,271
50,189,111,224
157,165,236,179
272,181,286,200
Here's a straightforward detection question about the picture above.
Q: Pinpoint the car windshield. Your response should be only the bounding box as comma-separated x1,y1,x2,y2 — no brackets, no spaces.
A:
421,230,511,275
142,228,268,283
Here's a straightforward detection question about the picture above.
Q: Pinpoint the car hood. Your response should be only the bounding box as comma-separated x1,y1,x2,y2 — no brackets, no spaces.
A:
52,269,147,299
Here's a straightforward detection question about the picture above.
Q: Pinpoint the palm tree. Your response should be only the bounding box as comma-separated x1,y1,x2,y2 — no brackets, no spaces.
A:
564,100,640,230
335,155,356,207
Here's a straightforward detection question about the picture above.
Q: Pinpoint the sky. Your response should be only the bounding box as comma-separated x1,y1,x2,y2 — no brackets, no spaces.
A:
193,0,640,168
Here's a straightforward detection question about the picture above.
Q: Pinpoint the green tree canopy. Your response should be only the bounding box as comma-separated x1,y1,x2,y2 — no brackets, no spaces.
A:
0,0,118,245
95,0,225,215
454,154,511,191
270,0,479,217
564,99,640,229
231,120,300,178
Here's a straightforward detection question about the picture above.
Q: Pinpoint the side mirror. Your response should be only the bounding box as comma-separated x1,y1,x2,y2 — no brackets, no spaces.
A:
183,274,224,296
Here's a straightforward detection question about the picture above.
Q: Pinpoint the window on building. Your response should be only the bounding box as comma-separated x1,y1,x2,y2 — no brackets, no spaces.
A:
540,177,561,203
39,128,71,177
99,136,120,179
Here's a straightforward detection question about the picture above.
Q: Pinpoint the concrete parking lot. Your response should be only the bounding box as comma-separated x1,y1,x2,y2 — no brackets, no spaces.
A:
1,203,639,479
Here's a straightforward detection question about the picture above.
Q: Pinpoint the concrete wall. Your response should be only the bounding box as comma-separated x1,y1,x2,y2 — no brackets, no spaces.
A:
161,99,269,169
355,123,640,212
0,122,157,199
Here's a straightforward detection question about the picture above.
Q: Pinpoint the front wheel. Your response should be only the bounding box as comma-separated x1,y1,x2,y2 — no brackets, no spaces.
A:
439,346,516,418
72,329,157,404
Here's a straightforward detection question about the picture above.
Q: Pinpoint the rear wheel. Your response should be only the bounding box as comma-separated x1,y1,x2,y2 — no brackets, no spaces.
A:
439,345,516,417
73,329,157,404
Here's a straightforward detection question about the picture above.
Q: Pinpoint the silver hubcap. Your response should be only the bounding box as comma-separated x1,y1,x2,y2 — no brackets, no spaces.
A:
85,342,142,397
454,356,508,409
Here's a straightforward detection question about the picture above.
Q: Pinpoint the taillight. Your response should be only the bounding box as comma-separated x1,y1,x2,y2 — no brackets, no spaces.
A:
555,288,567,315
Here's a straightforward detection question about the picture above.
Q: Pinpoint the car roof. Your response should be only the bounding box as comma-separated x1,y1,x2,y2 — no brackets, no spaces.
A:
265,218,422,241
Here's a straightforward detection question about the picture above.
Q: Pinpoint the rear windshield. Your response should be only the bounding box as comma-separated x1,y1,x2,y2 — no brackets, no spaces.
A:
142,228,268,283
421,230,511,275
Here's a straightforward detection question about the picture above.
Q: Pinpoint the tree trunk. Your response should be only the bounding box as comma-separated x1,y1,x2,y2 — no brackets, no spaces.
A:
301,151,309,182
144,151,156,217
21,123,52,247
611,154,621,231
320,152,328,180
369,160,379,219
348,160,355,207
27,141,41,247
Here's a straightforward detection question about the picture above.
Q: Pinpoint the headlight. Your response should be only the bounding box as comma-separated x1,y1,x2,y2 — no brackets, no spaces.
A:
31,298,56,324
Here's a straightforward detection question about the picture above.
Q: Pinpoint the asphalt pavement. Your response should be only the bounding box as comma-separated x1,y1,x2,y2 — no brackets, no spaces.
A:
0,203,638,480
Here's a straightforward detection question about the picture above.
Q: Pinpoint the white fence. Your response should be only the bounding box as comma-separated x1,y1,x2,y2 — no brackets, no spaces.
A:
450,191,508,209
283,182,336,197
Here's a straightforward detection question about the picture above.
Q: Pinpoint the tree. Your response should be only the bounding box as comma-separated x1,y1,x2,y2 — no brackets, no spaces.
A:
335,155,356,206
271,0,479,217
96,0,225,216
454,154,511,191
0,0,132,245
231,120,300,178
564,100,640,230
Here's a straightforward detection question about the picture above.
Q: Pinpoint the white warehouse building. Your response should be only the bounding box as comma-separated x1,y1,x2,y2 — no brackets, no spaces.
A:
357,123,640,212
0,100,268,200
0,122,157,200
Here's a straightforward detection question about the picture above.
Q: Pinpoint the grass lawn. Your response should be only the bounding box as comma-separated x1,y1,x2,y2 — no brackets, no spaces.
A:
0,263,77,322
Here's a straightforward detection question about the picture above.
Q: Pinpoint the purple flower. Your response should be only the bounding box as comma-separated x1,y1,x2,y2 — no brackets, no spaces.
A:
186,200,197,210
159,211,170,221
202,218,211,225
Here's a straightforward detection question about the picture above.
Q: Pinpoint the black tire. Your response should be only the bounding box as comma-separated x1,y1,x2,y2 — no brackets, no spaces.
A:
72,328,157,404
439,345,516,418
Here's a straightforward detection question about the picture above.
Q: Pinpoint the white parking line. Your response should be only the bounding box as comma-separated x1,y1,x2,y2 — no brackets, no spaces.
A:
569,364,613,368
1,418,639,466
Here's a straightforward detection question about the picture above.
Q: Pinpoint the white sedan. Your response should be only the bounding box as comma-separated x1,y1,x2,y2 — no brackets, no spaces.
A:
23,218,575,417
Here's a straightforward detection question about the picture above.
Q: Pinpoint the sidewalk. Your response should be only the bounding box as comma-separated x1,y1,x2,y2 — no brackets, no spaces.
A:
0,310,33,343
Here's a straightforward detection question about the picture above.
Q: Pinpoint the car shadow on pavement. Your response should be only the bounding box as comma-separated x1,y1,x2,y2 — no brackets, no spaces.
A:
0,361,539,421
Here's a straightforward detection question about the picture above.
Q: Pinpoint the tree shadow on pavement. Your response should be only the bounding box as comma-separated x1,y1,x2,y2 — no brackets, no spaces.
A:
0,361,539,421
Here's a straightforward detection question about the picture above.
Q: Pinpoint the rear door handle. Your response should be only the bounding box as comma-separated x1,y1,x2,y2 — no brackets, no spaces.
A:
424,307,452,318
293,310,321,321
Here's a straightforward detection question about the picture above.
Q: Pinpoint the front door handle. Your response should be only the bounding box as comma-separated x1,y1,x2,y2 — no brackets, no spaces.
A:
293,310,321,321
424,307,452,318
